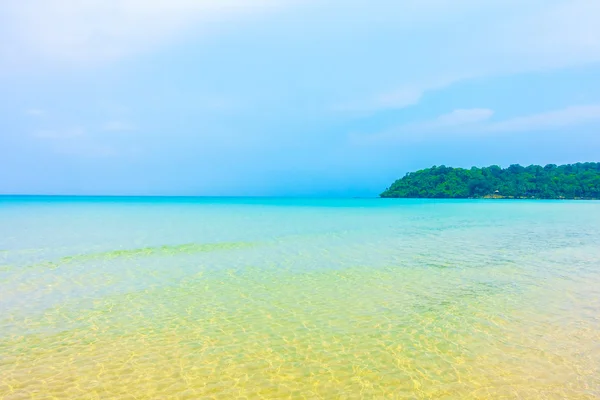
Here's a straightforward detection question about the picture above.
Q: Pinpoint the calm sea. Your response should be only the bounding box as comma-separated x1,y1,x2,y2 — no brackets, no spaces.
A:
1,196,599,398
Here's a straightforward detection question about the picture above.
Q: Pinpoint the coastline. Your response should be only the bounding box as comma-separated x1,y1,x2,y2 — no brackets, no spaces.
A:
380,195,600,200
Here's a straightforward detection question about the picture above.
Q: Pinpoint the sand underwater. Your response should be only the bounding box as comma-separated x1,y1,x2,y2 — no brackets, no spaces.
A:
1,197,599,399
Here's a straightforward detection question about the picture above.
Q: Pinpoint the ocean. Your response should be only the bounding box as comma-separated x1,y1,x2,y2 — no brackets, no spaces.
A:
1,196,599,398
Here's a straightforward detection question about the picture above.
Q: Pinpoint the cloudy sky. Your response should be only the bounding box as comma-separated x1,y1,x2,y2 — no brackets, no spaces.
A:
1,0,600,196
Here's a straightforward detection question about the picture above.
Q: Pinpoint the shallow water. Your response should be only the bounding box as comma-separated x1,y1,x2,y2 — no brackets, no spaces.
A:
1,197,599,399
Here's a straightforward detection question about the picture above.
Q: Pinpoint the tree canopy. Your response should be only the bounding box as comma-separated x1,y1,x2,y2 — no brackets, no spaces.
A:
380,163,600,199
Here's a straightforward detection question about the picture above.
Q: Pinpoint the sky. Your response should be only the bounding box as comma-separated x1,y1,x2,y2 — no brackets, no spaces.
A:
1,0,600,196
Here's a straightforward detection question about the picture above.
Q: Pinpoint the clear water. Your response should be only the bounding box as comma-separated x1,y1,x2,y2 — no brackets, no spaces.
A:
1,197,599,399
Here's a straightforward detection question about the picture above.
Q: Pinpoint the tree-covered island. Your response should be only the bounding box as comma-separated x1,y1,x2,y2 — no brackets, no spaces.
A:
381,163,600,199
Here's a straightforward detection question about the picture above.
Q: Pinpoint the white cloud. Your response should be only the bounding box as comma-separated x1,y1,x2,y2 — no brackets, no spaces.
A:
354,103,600,145
491,0,600,70
55,143,118,158
487,105,600,132
401,108,494,133
434,109,494,127
25,108,46,116
103,121,137,132
336,0,600,112
334,87,424,113
32,126,122,157
0,0,301,68
333,75,467,114
34,127,86,139
351,107,493,144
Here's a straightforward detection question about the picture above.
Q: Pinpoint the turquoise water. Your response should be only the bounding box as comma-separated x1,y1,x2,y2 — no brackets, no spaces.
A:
1,197,599,399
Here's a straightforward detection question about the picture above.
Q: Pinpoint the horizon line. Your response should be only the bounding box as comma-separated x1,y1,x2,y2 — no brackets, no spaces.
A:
0,194,380,199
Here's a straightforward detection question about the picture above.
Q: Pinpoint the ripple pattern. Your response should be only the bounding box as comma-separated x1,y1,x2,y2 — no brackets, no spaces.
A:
0,198,599,399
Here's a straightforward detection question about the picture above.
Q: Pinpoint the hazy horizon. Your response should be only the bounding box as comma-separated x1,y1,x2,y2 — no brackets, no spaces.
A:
3,160,599,197
2,1,600,196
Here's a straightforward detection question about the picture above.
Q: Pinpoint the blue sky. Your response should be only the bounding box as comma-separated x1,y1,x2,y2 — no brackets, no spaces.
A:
1,0,600,196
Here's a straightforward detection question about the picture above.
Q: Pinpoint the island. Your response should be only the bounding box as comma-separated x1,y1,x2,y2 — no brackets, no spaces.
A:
381,163,600,199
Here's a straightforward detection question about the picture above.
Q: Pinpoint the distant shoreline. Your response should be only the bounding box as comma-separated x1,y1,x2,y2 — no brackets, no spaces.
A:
1,195,598,202
381,195,600,201
381,162,600,200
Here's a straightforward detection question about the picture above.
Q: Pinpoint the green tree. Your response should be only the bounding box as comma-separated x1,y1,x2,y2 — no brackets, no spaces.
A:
380,162,600,200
